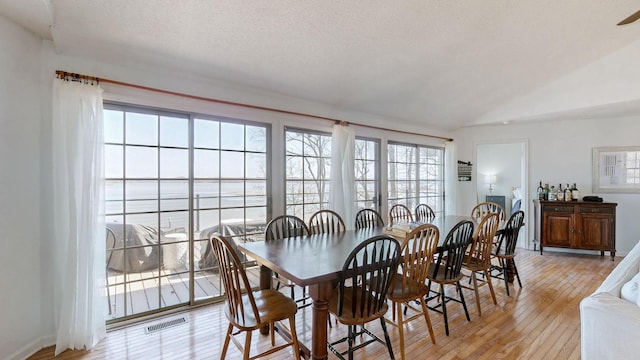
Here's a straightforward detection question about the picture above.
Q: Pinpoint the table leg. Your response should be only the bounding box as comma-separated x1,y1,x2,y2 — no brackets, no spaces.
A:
308,281,334,360
259,265,273,335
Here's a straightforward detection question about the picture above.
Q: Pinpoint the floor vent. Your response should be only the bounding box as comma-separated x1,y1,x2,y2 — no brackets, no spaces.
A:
144,316,188,334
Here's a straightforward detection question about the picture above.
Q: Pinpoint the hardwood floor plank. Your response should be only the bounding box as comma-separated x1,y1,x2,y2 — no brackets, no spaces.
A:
29,249,618,359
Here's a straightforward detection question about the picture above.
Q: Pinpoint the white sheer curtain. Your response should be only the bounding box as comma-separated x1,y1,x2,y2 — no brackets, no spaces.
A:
52,78,106,355
329,124,355,230
444,141,458,215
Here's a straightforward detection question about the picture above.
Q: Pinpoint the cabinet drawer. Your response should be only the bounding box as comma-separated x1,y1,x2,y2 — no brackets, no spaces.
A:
542,206,573,213
578,206,614,214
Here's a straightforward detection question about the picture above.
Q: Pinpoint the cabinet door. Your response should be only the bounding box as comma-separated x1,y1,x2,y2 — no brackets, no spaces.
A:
543,212,573,247
577,213,612,249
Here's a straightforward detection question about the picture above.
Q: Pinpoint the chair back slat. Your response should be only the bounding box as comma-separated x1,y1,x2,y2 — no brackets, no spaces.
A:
469,213,500,267
432,220,474,281
309,209,346,235
337,235,401,319
389,204,413,225
415,204,436,222
355,208,385,229
471,201,506,224
210,234,260,325
399,224,439,295
495,210,525,256
265,215,309,241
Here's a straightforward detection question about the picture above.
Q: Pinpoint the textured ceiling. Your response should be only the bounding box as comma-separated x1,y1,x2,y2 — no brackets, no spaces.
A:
1,0,640,131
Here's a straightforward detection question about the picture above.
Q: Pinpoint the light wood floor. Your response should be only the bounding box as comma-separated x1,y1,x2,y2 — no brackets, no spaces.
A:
29,249,617,359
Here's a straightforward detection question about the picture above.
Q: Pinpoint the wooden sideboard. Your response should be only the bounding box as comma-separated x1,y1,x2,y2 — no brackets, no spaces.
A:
533,200,617,260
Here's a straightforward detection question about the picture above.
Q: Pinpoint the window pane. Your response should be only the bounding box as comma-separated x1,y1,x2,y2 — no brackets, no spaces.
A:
160,148,188,178
246,153,266,179
160,180,188,212
126,112,157,145
194,118,219,149
246,126,266,152
105,109,123,143
220,122,244,150
194,149,220,178
220,151,245,178
160,116,188,148
126,146,157,178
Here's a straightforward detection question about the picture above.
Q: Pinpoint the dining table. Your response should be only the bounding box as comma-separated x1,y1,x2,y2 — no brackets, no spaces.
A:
237,215,479,360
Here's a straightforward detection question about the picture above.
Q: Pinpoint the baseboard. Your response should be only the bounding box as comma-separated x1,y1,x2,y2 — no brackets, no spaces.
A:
6,338,44,360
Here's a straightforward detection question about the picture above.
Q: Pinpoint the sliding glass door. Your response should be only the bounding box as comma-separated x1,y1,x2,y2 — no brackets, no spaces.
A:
104,104,269,322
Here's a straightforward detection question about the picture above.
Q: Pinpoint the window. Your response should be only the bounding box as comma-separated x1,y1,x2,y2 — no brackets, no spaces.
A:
355,138,380,211
285,129,381,222
104,104,269,322
388,142,444,214
285,128,332,222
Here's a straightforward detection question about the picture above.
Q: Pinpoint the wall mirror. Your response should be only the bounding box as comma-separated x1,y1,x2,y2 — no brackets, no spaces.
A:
593,146,640,193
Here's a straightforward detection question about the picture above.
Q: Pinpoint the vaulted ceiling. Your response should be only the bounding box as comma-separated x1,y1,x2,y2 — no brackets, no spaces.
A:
1,0,639,131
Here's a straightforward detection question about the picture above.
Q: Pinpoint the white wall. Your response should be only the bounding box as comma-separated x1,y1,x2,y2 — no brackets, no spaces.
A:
454,117,640,255
0,14,44,360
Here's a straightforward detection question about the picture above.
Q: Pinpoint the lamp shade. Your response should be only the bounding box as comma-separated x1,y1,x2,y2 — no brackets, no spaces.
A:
485,173,497,184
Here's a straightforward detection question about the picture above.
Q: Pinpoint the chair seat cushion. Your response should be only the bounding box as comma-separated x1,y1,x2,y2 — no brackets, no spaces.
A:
225,289,298,330
328,286,388,325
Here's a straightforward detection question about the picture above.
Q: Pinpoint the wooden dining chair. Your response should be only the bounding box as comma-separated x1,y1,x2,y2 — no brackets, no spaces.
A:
415,204,436,222
491,210,525,296
210,234,302,360
471,201,506,224
389,204,413,225
426,220,475,336
354,208,385,229
265,215,310,307
461,212,500,317
327,235,401,360
308,209,346,235
386,224,439,359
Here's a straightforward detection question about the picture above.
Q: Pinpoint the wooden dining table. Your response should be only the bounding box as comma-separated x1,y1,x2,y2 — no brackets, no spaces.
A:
237,215,478,360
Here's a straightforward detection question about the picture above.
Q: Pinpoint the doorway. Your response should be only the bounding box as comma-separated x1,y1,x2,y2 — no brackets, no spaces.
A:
475,140,529,249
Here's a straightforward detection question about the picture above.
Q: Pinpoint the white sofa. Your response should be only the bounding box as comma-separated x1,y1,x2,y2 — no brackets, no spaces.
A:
580,240,640,360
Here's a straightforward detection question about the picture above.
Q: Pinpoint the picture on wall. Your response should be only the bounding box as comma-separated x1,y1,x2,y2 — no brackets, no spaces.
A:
593,146,640,193
458,160,472,181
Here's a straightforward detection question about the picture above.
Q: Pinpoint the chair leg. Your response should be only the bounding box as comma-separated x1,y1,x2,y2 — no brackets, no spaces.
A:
440,283,450,336
457,281,471,321
270,322,275,346
243,327,252,360
220,323,233,360
513,260,523,289
396,300,405,360
501,258,510,296
288,316,302,360
380,317,396,360
419,297,436,344
348,325,354,360
471,272,482,316
484,268,497,305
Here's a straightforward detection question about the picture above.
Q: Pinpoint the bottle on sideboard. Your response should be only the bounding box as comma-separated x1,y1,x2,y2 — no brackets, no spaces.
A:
549,185,557,201
537,181,544,200
571,183,580,201
543,183,550,200
557,183,565,201
565,183,572,201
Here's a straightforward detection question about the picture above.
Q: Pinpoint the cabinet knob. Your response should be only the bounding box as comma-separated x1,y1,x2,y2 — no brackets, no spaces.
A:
591,209,600,213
